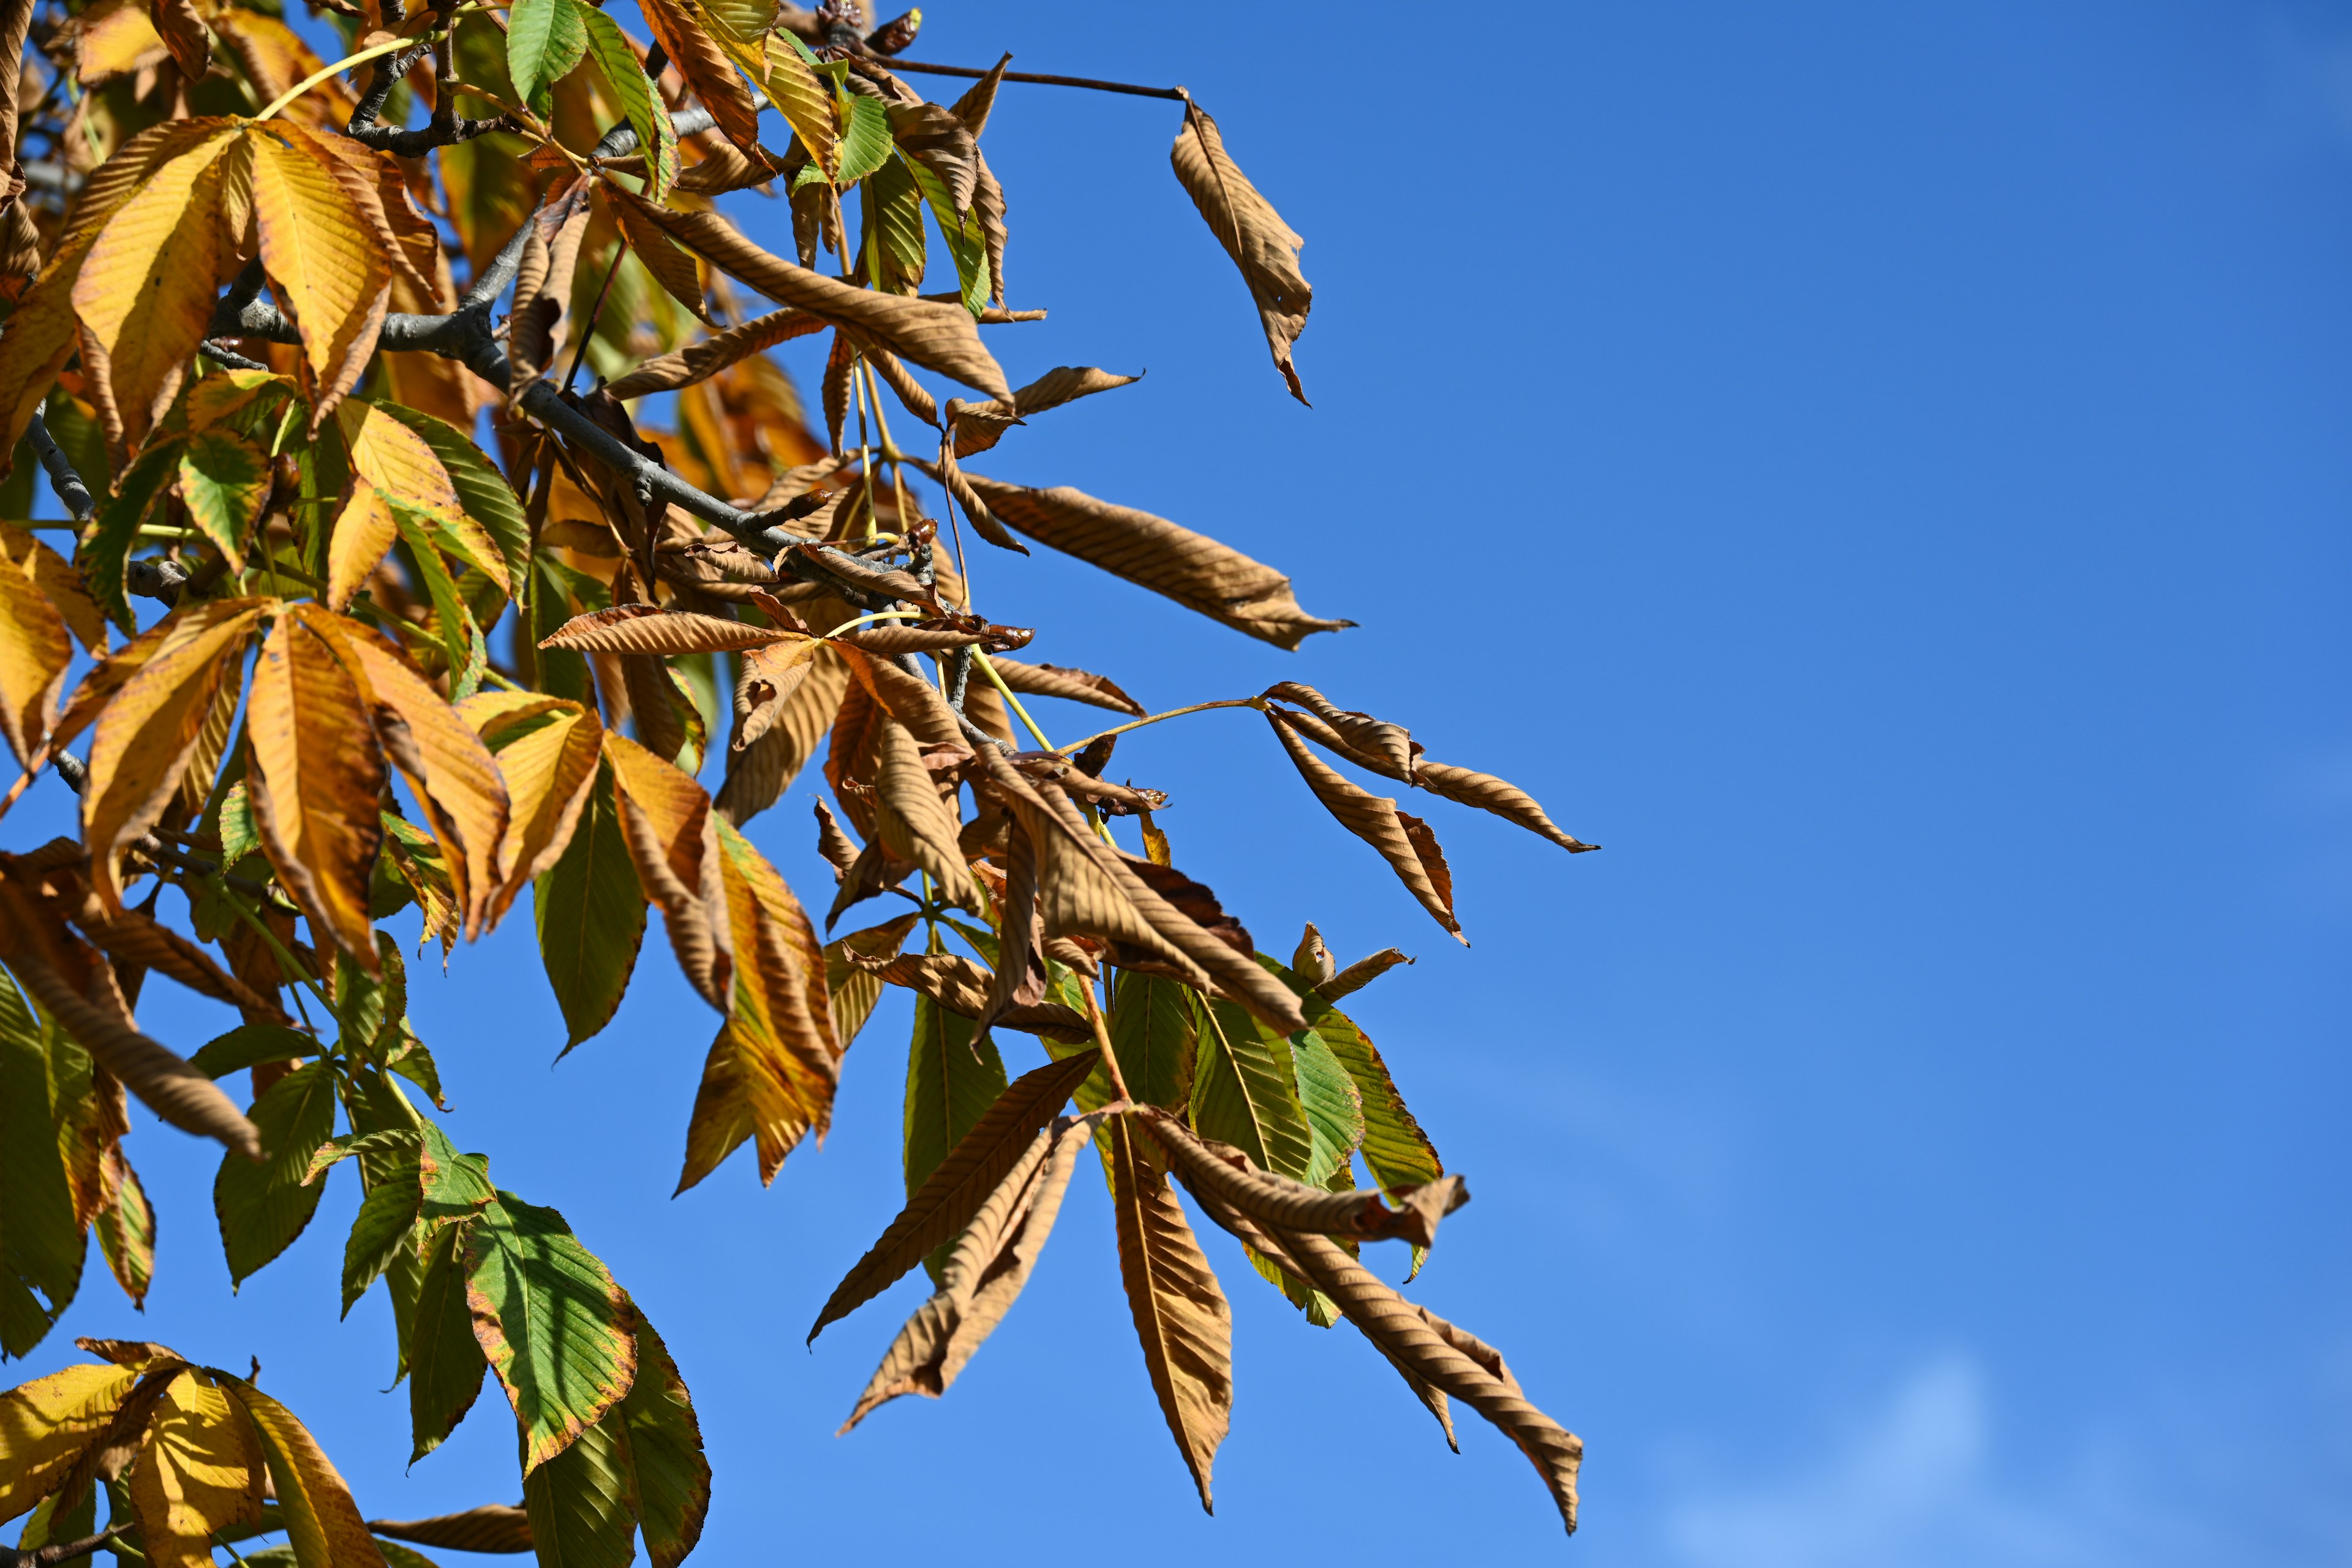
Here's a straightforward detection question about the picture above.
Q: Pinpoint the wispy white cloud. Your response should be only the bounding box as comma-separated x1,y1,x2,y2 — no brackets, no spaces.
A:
1657,1354,2352,1568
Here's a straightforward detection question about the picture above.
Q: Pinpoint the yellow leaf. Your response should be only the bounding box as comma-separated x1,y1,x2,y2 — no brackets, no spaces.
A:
247,610,388,965
458,692,603,923
0,120,222,462
249,124,391,427
1,524,106,656
603,731,730,1012
70,125,236,448
216,1378,387,1568
0,1363,140,1521
336,399,461,518
73,0,167,84
0,541,73,771
303,608,510,940
81,600,268,911
323,483,399,612
127,1371,266,1568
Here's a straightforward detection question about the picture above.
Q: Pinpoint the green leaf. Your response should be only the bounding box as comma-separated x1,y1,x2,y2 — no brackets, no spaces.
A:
1290,1026,1364,1189
219,779,260,866
18,1480,97,1553
190,1022,312,1080
85,439,179,632
1190,998,1313,1183
343,1155,425,1318
507,0,587,111
0,969,85,1357
1107,972,1198,1112
373,404,530,595
617,1306,707,1568
522,1406,636,1568
836,94,892,185
375,1542,442,1568
705,5,835,176
333,933,407,1065
905,991,1006,1284
417,1123,497,1229
407,1219,487,1461
213,1061,340,1287
903,154,989,317
178,428,267,570
391,512,480,700
303,1126,423,1184
463,1192,636,1473
869,156,927,294
533,760,647,1052
578,3,676,199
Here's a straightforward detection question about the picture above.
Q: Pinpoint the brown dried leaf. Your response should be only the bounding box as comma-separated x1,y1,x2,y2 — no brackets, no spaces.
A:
1107,1114,1231,1513
609,190,1011,398
605,307,824,399
541,605,788,656
368,1506,533,1555
1171,103,1312,404
1137,1105,1466,1249
716,642,850,826
638,0,761,149
845,951,1089,1043
987,657,1144,717
839,1112,1096,1428
808,1049,1101,1344
1319,947,1413,1003
1415,761,1597,854
1267,710,1465,946
956,473,1349,649
871,718,974,911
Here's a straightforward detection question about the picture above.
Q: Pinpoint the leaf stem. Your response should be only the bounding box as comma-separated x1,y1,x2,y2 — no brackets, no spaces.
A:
255,35,420,121
1055,697,1265,758
1077,976,1132,1102
883,59,1188,102
970,651,1050,749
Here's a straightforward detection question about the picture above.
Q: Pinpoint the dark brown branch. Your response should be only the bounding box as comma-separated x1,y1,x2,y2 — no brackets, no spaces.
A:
884,59,1187,101
0,1521,130,1567
346,41,518,156
24,410,93,522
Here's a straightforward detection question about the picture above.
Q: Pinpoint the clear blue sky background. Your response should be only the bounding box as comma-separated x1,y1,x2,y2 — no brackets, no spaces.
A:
10,1,2351,1562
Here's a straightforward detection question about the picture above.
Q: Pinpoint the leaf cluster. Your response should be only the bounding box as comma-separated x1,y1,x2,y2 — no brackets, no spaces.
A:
0,0,1601,1552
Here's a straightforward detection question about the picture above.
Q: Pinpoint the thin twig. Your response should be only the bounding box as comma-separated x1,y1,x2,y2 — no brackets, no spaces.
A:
24,411,94,522
884,59,1186,101
1055,698,1267,758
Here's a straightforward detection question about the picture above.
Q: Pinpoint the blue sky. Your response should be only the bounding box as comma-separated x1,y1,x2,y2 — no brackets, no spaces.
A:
10,1,2351,1562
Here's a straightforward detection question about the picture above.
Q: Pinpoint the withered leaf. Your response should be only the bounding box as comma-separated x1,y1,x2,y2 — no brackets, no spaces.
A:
870,718,974,911
839,1113,1096,1429
1136,1105,1466,1250
1170,103,1312,404
987,657,1144,717
541,605,789,656
846,951,1090,1043
603,732,732,1014
955,473,1349,649
1107,1114,1231,1513
606,190,1011,399
1267,710,1466,946
603,307,825,399
247,611,388,966
809,1049,1101,1344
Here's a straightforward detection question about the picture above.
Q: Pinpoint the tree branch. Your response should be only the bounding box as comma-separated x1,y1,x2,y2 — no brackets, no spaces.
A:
883,59,1187,101
0,1521,130,1568
24,410,94,522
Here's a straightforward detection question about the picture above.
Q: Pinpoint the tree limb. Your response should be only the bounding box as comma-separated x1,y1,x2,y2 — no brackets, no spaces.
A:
24,410,93,522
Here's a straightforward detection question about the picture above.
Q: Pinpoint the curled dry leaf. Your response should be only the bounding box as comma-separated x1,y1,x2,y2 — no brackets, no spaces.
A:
603,307,825,399
1171,102,1312,405
0,532,74,771
1319,946,1414,1003
956,473,1349,650
987,657,1144,717
870,719,975,912
1135,1105,1466,1250
840,1113,1097,1430
846,951,1090,1043
368,1505,534,1555
717,643,851,827
607,189,1011,399
541,604,787,656
1267,710,1466,946
809,1049,1101,1344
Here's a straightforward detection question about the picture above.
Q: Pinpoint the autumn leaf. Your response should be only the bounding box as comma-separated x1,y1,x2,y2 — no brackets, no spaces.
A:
217,1374,390,1568
1171,103,1313,404
463,1192,636,1474
804,1049,1096,1343
176,429,270,573
602,731,731,1014
127,1370,266,1568
246,612,388,965
840,1114,1095,1430
608,189,1011,398
81,600,266,912
0,1362,138,1518
459,693,605,924
1267,709,1465,944
987,657,1144,717
1106,1115,1230,1512
247,123,393,427
953,473,1349,649
0,535,72,772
